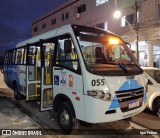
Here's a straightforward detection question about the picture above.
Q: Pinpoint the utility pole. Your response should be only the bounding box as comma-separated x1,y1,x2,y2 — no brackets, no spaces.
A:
135,1,139,63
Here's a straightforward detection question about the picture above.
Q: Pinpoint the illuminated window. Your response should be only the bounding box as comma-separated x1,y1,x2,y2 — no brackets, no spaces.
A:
96,0,108,6
121,16,126,27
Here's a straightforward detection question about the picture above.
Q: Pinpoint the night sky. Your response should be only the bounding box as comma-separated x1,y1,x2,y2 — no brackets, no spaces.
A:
0,0,68,56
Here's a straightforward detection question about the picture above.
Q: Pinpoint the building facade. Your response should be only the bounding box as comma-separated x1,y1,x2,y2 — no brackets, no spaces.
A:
32,0,160,68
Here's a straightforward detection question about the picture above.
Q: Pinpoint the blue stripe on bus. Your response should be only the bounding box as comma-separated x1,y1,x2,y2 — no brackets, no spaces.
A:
108,80,144,110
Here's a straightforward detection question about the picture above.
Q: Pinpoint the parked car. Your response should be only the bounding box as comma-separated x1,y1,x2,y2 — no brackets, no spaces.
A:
142,67,160,117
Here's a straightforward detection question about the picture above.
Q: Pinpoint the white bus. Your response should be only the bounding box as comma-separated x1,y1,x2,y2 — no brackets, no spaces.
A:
3,24,147,134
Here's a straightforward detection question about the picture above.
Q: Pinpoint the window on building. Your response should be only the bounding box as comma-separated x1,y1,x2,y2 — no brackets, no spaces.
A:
33,27,38,32
96,0,108,6
126,14,134,24
62,12,69,21
96,22,108,31
65,12,69,19
51,18,56,25
77,4,86,13
121,16,126,27
121,14,135,27
42,23,46,29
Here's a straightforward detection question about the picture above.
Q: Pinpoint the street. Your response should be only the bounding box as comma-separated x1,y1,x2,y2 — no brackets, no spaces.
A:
0,72,159,138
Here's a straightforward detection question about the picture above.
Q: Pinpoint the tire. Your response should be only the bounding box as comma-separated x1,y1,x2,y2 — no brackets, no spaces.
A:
13,83,24,100
57,102,79,134
156,99,160,117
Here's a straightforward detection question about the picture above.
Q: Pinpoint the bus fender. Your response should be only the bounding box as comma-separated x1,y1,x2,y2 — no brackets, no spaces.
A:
53,94,76,117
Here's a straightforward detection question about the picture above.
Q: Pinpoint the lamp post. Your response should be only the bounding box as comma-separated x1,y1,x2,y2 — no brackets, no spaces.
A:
135,1,139,63
113,3,139,62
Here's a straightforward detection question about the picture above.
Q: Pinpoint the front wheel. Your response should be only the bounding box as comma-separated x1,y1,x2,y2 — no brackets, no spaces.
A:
156,99,160,117
57,102,79,134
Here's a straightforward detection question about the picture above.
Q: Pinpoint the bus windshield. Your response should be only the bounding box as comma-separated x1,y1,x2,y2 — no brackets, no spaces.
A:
76,31,136,65
73,26,143,76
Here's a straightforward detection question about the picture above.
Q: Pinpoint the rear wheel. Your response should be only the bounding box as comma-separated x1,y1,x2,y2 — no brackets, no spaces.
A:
57,102,79,134
156,99,160,117
13,83,24,100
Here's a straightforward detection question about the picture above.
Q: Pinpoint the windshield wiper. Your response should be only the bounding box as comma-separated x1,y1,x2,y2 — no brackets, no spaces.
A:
118,63,128,73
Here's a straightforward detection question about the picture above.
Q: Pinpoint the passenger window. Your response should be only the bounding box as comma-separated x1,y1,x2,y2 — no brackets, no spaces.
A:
28,46,37,65
12,50,16,64
43,43,55,85
15,49,24,64
56,34,79,71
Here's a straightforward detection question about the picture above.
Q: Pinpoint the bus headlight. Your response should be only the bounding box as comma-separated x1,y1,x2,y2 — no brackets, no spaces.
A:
105,93,111,100
87,90,112,101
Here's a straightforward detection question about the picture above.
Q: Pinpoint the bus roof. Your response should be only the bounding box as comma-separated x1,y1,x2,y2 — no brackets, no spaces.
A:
16,24,72,48
16,24,117,48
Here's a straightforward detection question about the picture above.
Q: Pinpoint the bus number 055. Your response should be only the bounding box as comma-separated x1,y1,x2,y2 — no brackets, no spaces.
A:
91,79,105,86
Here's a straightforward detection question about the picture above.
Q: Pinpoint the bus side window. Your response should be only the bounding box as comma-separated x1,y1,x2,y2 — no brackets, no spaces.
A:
12,50,16,64
56,34,79,71
15,48,24,64
23,48,27,64
28,47,36,65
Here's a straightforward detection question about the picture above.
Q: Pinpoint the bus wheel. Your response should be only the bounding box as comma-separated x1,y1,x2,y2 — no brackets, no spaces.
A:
57,102,79,134
13,83,24,100
156,99,160,117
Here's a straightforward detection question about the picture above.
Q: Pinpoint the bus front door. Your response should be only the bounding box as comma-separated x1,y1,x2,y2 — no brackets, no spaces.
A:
40,43,54,111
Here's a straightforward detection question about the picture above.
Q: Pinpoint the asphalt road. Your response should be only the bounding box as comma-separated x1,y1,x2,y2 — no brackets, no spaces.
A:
0,72,159,138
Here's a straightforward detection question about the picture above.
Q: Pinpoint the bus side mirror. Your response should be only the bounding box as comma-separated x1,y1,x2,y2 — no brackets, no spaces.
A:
64,40,72,53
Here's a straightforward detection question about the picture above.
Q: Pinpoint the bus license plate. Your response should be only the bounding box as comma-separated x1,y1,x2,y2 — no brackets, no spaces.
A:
129,101,139,109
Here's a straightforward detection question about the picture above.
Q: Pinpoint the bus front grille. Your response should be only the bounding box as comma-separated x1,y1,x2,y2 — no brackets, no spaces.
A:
115,87,144,112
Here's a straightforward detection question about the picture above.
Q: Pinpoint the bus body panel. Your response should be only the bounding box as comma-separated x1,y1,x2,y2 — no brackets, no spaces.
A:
83,70,147,123
53,67,85,121
84,95,146,123
4,65,19,88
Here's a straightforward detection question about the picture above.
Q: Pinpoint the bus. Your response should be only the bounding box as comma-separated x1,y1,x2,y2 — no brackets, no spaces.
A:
3,24,147,134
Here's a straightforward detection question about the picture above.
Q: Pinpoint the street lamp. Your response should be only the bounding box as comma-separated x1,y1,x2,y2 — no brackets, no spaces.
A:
113,8,139,62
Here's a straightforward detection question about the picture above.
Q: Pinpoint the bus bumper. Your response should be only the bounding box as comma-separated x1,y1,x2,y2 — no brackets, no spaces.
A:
84,95,147,123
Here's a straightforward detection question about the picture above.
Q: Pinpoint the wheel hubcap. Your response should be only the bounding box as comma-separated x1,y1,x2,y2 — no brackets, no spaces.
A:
60,109,70,126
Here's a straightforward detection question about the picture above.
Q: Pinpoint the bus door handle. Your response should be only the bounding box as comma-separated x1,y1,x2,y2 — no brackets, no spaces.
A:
54,67,63,70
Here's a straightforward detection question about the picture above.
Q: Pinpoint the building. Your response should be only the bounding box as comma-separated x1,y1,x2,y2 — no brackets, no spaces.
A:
32,0,160,68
